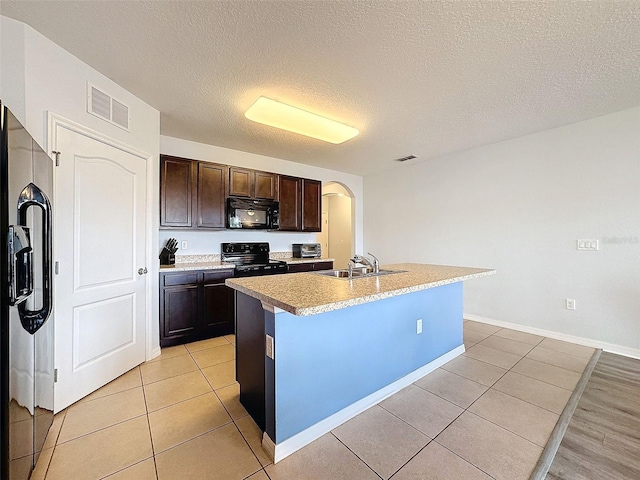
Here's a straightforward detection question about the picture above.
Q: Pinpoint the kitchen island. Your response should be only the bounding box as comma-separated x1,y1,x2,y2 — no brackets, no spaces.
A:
226,263,495,463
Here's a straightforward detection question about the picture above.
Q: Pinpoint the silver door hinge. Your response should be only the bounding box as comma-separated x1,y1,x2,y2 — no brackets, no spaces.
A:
54,261,59,275
52,151,60,166
54,369,58,382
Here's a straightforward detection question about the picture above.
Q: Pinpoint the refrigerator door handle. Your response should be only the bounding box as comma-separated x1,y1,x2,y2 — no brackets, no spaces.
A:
7,225,33,305
16,182,53,334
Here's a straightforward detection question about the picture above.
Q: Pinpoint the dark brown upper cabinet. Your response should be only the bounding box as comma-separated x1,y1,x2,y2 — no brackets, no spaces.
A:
277,175,302,231
277,176,322,232
229,167,276,200
160,155,228,229
160,155,194,228
161,155,320,232
197,162,228,228
229,167,252,197
301,179,322,232
254,171,277,199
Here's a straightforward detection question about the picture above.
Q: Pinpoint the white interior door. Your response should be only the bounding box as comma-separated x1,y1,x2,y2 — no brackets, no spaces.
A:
53,122,148,411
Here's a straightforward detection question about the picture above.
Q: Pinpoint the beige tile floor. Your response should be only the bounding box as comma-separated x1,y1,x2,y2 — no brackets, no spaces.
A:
31,322,595,480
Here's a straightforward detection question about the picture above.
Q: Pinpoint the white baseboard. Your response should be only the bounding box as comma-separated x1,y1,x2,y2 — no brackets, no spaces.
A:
464,314,640,360
263,345,465,463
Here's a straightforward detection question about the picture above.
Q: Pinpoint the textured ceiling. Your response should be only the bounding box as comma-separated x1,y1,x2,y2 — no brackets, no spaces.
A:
2,1,640,176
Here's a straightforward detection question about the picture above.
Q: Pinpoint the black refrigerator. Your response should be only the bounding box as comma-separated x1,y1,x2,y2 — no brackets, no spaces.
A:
1,102,55,479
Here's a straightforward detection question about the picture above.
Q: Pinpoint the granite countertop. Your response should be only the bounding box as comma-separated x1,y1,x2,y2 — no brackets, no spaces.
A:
226,263,495,316
159,255,335,272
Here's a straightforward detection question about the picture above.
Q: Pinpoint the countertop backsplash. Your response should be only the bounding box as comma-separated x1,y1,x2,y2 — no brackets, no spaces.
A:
174,252,296,264
174,254,222,264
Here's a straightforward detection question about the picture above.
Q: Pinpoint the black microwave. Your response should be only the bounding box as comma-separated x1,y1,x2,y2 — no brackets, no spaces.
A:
226,197,279,230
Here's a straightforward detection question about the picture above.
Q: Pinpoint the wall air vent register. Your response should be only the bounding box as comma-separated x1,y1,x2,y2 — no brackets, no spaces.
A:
87,82,130,131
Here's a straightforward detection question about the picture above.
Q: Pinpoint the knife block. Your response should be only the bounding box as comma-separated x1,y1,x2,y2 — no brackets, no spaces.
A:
159,248,175,266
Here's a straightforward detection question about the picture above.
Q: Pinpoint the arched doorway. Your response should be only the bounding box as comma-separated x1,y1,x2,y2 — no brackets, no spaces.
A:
318,182,355,269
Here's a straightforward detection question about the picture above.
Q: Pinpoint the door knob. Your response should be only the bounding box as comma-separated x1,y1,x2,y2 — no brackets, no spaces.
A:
138,267,148,275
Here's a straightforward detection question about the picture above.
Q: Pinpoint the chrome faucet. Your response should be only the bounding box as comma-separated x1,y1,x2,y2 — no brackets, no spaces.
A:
349,253,380,274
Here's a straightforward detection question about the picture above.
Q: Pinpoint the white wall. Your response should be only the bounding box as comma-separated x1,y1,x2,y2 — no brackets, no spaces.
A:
160,136,364,255
1,16,161,358
0,17,159,161
0,16,27,122
364,107,640,354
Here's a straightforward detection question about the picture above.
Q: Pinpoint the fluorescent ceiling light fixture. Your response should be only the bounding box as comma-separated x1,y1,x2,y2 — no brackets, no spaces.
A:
245,96,359,144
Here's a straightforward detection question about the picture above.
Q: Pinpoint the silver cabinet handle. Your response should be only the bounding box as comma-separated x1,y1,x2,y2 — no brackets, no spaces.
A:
138,268,148,275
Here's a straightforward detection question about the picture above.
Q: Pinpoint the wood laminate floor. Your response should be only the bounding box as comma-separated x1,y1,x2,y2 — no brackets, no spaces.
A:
547,352,640,480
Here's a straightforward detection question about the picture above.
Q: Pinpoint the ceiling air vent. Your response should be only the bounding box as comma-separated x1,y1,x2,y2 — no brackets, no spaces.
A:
87,83,130,131
394,154,418,162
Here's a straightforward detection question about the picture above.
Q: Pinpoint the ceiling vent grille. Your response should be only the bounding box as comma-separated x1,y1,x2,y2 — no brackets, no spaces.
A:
87,83,130,131
394,154,418,162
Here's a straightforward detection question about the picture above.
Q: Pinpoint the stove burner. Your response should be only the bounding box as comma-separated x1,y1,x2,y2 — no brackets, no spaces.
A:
221,242,287,277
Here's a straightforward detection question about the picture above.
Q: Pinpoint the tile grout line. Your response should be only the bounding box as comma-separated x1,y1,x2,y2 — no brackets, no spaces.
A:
509,357,580,392
186,337,270,474
464,336,583,415
431,439,498,480
213,339,274,472
423,333,573,458
53,411,150,447
375,396,471,475
42,410,67,480
329,431,384,480
139,368,160,480
462,333,588,391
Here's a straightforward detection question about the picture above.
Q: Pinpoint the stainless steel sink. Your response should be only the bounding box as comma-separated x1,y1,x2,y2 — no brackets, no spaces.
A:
315,268,405,279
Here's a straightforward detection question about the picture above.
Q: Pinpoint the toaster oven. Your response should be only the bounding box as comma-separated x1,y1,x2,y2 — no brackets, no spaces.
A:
292,243,322,258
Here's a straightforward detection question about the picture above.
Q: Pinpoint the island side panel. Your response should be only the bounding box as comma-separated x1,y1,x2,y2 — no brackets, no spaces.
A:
272,281,463,443
264,308,276,442
236,292,267,430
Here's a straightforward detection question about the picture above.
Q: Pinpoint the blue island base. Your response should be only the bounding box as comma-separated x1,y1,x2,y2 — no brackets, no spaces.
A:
236,281,465,463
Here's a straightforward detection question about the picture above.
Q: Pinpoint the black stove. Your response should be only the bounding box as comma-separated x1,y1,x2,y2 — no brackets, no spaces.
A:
221,242,287,277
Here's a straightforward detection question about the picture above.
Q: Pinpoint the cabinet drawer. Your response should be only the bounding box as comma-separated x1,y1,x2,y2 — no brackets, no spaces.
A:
314,261,333,271
203,270,235,284
287,263,313,273
162,272,198,286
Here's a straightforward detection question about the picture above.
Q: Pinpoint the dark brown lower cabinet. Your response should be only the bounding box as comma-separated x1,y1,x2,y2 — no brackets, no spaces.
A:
160,269,235,347
286,261,333,273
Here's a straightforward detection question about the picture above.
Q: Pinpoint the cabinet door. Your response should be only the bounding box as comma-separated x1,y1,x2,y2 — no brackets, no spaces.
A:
302,178,322,232
229,167,253,197
277,175,301,231
197,162,227,228
161,285,199,347
254,171,276,199
202,283,235,337
160,156,194,227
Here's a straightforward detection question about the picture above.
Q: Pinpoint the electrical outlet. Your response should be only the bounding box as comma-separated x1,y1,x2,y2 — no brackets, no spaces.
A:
181,241,188,250
416,318,423,334
566,298,576,310
265,334,274,359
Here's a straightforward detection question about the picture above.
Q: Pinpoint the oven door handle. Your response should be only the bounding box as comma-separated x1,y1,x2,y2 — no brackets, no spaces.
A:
16,182,53,335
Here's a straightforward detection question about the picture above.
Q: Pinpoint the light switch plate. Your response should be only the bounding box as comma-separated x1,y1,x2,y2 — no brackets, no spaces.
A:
577,239,598,251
